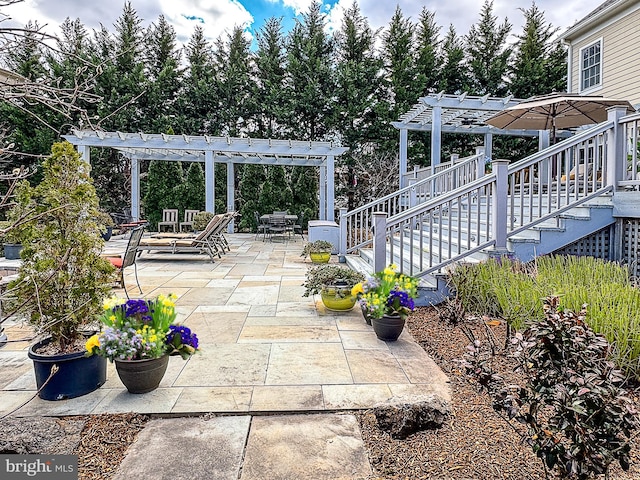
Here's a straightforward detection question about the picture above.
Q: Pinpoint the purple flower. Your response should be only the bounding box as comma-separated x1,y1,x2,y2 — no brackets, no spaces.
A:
123,299,152,322
167,324,199,349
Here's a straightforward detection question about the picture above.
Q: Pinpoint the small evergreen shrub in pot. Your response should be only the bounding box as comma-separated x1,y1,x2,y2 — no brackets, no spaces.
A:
301,240,333,263
192,211,214,231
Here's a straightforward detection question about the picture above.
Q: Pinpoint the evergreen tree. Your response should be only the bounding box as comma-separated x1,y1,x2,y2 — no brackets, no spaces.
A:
465,0,512,96
238,164,267,231
381,7,419,120
285,0,335,140
214,26,253,136
258,165,292,215
509,3,566,98
141,15,182,133
177,162,206,214
415,8,441,96
143,160,184,229
252,17,287,139
438,25,467,94
178,25,217,134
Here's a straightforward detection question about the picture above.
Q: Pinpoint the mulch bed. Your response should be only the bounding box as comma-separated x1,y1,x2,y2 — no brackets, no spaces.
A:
357,306,640,480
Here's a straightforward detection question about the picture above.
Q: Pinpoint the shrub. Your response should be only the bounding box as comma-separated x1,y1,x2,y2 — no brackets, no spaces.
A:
192,211,214,231
463,297,639,479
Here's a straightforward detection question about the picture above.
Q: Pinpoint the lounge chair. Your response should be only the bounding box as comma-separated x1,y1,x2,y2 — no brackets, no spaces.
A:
137,214,224,261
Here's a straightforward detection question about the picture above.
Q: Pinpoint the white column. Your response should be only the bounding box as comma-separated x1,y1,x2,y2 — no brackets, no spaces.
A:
430,106,442,174
131,156,140,221
399,128,408,189
326,155,335,222
319,165,326,220
491,159,509,252
483,132,493,165
538,130,550,185
77,145,89,164
205,150,215,213
373,212,387,273
606,106,628,188
226,162,235,233
339,207,347,258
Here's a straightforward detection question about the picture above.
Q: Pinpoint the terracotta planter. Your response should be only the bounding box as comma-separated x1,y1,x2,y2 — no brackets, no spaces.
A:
28,338,107,401
371,314,405,341
320,283,357,311
114,355,169,394
309,252,331,264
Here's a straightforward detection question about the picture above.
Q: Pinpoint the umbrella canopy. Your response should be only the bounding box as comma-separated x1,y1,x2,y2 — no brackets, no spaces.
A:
485,93,634,141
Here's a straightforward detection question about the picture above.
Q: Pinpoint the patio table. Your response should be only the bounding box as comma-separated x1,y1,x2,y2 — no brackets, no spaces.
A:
260,214,297,242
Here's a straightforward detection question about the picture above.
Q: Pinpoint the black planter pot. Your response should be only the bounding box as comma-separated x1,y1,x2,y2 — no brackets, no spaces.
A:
101,226,113,241
3,243,23,260
28,338,107,401
361,303,372,325
371,314,405,341
114,355,169,394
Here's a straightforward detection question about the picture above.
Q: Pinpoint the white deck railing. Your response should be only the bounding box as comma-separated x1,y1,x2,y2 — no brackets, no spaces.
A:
342,151,484,253
348,106,632,278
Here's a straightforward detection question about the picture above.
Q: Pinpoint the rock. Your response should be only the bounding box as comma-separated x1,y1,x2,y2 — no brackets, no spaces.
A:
373,395,450,439
0,417,85,454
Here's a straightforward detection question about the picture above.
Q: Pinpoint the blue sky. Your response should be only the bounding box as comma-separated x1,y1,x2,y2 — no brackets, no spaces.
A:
3,0,601,47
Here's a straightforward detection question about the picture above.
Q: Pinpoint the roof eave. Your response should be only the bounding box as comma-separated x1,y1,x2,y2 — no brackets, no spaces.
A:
562,0,635,42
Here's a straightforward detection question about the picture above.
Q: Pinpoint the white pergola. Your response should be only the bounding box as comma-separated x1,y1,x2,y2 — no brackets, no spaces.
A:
63,130,349,223
392,93,551,188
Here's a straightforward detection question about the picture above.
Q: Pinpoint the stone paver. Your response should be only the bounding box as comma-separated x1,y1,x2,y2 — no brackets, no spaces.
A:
240,414,372,480
1,233,450,416
113,416,251,480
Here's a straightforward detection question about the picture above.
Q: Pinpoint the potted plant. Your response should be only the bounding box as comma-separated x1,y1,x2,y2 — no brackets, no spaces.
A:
192,211,214,232
302,264,365,311
352,264,419,340
301,240,333,264
6,141,116,400
0,220,23,260
86,293,199,393
98,210,115,241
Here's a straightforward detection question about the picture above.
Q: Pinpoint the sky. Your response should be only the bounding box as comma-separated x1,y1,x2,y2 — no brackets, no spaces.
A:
2,0,603,47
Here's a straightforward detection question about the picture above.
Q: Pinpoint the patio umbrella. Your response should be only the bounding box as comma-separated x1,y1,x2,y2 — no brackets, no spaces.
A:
485,92,633,143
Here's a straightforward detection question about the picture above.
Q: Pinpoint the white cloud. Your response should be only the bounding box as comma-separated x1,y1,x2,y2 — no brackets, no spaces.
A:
159,0,254,43
280,0,316,15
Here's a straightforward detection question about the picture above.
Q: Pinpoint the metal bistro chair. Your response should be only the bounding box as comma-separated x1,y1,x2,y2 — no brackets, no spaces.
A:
293,211,304,240
104,225,145,298
267,214,288,242
158,209,179,232
254,211,269,241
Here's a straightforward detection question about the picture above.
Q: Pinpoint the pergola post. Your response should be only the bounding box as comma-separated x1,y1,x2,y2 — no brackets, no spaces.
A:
77,145,89,164
430,105,442,174
226,162,235,232
399,128,408,189
483,132,493,165
326,155,335,221
319,165,326,220
131,155,140,221
205,150,215,213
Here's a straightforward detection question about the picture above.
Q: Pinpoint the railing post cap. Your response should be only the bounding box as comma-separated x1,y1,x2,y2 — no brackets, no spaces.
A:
372,212,388,218
491,159,510,165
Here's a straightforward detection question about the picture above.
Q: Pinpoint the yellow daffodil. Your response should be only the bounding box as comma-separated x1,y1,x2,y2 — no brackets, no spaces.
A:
351,283,364,296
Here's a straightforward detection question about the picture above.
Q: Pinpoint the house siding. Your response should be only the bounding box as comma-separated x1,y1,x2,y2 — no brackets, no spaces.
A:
569,7,640,106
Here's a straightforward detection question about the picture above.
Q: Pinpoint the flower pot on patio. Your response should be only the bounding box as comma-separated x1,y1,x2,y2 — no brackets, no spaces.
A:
371,314,405,341
320,282,358,311
114,355,169,394
3,243,22,260
310,252,331,264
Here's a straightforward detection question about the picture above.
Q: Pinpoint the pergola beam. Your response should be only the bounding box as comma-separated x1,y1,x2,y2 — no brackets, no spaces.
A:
63,130,348,221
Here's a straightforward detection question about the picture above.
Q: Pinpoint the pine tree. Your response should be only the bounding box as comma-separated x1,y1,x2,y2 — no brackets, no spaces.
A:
285,0,335,140
509,3,566,98
178,162,206,214
252,17,287,139
439,25,468,94
143,160,184,229
465,0,512,96
415,8,441,96
238,164,267,231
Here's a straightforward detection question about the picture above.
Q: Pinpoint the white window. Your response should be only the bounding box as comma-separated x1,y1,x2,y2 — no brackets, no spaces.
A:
580,40,601,91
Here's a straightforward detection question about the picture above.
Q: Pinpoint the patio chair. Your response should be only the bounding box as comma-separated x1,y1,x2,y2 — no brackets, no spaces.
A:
158,209,179,232
137,214,224,261
254,211,269,241
268,214,288,242
180,209,199,232
293,211,304,239
102,225,145,298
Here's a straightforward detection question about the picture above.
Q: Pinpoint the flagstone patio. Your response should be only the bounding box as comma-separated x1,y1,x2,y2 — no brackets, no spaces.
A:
0,233,449,417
